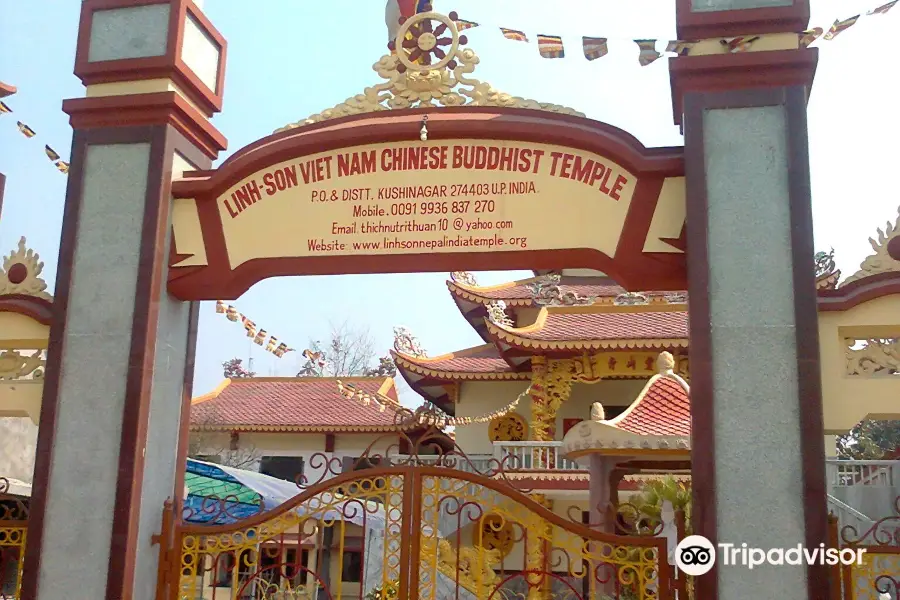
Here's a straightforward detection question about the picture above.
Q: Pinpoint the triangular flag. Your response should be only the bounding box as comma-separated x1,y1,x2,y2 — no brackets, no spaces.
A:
0,101,11,114
455,18,478,31
500,28,528,42
721,36,759,53
869,0,898,14
537,34,564,59
45,145,60,161
666,40,696,56
16,121,35,138
635,40,661,66
799,28,823,48
582,37,608,61
824,16,859,40
55,161,69,174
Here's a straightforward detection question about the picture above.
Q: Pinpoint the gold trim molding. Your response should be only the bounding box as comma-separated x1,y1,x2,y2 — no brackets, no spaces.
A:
0,348,45,381
276,11,583,132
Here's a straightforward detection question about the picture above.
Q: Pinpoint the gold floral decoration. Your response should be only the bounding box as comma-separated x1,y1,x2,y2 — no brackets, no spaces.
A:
477,514,515,558
0,237,52,300
0,349,45,381
277,11,583,132
845,338,900,377
841,205,900,286
489,412,528,442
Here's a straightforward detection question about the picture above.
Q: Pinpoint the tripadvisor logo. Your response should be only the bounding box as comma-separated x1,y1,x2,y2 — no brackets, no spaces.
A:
675,535,866,576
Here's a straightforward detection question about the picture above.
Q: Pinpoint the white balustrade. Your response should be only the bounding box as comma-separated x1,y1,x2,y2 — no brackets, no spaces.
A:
492,441,583,471
825,459,898,487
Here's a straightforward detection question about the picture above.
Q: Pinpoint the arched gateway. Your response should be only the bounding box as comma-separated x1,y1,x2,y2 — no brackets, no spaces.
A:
20,2,837,600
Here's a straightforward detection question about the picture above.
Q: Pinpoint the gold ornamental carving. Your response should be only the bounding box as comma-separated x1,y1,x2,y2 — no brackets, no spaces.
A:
0,349,45,381
277,12,583,132
420,537,502,597
0,237,52,300
841,205,900,285
489,412,528,442
477,514,515,558
845,338,900,377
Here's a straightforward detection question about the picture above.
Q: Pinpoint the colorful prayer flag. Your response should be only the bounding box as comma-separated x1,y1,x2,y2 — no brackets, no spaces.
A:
242,317,257,337
55,161,69,174
582,36,608,61
500,28,528,42
455,18,478,31
254,329,267,345
266,336,278,352
0,101,10,114
44,145,60,161
666,40,695,56
215,300,225,313
721,36,759,53
537,34,564,59
635,40,661,66
869,0,898,14
799,28,823,48
824,16,859,40
16,121,35,138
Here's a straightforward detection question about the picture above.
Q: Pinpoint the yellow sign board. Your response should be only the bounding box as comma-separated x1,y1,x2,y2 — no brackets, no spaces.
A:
215,140,639,269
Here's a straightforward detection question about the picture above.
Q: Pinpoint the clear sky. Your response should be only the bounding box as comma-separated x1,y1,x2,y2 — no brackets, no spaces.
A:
1,1,898,407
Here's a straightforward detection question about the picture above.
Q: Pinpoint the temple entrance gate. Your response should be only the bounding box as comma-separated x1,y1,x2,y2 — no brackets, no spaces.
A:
21,2,831,600
159,453,672,600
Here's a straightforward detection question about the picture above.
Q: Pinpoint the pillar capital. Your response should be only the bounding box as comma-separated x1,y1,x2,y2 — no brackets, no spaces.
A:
675,0,809,40
74,0,226,117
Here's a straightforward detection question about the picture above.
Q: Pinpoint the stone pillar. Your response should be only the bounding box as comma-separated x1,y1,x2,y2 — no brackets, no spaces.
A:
670,2,827,599
587,456,619,598
20,2,227,599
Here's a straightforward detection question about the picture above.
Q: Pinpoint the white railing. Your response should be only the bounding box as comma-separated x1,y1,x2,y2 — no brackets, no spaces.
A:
827,493,875,534
492,441,583,471
388,453,495,474
825,459,898,487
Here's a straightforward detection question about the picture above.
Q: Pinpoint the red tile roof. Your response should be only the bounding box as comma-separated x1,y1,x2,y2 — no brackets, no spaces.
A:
392,344,526,379
486,308,689,349
614,376,691,437
190,377,406,432
448,276,687,306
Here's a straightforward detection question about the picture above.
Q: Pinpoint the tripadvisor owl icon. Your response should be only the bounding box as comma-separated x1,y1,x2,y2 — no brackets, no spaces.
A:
676,535,716,576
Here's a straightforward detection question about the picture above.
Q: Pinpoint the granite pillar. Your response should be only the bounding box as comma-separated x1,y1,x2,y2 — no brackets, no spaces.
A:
671,1,827,598
20,2,227,599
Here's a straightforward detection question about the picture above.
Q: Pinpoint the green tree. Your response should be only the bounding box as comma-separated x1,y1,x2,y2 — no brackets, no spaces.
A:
837,419,900,459
222,357,255,379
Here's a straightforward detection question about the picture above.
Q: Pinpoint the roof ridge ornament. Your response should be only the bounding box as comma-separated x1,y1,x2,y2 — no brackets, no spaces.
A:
814,248,840,290
450,271,477,286
527,274,596,306
0,236,52,300
486,300,513,327
276,11,584,133
614,291,650,306
841,205,900,286
393,325,427,358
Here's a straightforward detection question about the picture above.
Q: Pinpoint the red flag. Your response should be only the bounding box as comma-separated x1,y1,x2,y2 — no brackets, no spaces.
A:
537,34,564,59
721,36,759,53
582,37,608,61
500,28,528,42
635,40,661,66
824,16,859,40
869,0,898,14
799,28,823,48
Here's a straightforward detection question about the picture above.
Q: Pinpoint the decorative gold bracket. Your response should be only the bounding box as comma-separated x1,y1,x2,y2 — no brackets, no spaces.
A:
277,11,583,132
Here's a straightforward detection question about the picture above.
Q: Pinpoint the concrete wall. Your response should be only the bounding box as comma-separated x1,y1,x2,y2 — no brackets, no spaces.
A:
0,416,38,483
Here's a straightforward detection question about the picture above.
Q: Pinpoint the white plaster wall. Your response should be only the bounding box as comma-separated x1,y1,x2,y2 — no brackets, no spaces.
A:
0,416,38,483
